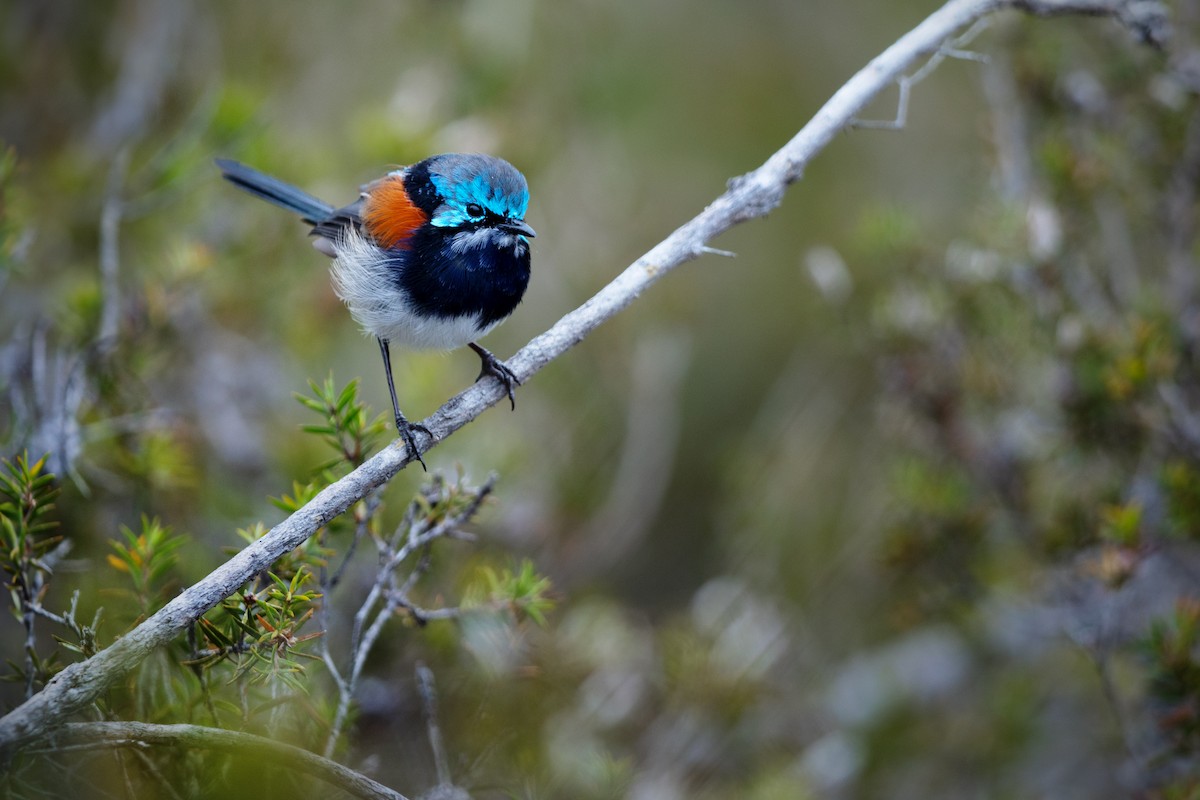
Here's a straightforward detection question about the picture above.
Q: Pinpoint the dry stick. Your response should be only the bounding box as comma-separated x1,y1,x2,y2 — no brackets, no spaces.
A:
323,478,490,758
45,722,409,800
415,663,453,788
0,0,1164,753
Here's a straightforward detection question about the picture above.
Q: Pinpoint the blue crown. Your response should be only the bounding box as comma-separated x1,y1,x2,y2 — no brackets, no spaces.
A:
425,153,530,228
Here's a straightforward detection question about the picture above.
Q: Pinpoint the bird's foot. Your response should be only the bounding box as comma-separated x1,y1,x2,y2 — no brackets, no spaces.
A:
469,343,520,410
395,415,432,471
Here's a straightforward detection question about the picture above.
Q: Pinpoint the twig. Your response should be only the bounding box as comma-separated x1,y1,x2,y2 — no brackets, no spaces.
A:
0,0,1169,752
852,18,993,130
315,489,384,731
45,722,410,800
327,492,381,590
390,597,464,625
415,662,452,788
19,572,36,699
323,476,492,758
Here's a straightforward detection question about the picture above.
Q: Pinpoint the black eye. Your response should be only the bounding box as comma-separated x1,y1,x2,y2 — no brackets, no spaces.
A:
465,203,484,218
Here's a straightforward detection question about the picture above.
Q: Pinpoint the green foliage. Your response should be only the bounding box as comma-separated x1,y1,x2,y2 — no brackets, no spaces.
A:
857,24,1200,791
0,452,60,569
106,516,185,616
1063,318,1177,453
295,374,388,471
1099,502,1143,548
1145,600,1200,755
0,366,558,797
0,453,63,690
474,559,554,627
1164,461,1200,541
196,566,322,691
412,466,491,524
177,378,386,696
260,488,338,576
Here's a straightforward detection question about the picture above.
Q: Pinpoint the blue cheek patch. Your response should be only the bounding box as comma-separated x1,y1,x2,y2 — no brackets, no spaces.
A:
430,206,469,228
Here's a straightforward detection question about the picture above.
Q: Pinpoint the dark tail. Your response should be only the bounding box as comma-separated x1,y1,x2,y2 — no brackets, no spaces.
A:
215,158,335,224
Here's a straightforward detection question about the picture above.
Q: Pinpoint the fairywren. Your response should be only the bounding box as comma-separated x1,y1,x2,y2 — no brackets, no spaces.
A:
216,154,535,468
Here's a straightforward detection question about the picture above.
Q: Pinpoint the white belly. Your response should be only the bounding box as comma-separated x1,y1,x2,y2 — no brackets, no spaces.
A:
364,305,499,351
329,228,500,350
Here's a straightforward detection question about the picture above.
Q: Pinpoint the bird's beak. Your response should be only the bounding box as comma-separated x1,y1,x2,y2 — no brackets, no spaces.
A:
500,219,536,238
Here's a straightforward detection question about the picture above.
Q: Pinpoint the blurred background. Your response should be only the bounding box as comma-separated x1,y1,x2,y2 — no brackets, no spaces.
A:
2,0,1200,797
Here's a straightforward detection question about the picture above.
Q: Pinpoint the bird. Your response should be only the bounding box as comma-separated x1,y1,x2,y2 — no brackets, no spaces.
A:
215,154,536,469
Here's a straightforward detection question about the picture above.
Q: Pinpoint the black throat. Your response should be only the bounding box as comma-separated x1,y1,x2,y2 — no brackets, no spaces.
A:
394,225,531,328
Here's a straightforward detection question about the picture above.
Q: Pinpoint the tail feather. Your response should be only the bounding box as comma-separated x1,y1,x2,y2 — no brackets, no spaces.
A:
215,158,335,223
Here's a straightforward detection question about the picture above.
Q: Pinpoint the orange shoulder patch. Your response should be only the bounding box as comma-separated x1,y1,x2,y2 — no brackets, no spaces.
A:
362,176,427,250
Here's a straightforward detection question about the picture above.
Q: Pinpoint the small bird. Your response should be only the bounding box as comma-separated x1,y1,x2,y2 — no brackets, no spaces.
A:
216,154,535,468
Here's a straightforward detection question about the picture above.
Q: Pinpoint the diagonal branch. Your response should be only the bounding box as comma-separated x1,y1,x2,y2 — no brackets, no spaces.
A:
0,0,1167,753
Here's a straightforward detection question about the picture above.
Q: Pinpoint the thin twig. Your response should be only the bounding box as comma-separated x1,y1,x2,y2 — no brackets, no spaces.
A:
324,476,493,758
316,489,383,728
852,18,993,129
415,663,452,788
390,597,463,625
328,492,381,590
50,722,410,800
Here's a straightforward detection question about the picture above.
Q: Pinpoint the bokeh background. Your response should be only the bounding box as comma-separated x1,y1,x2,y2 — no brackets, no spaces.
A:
3,1,1200,798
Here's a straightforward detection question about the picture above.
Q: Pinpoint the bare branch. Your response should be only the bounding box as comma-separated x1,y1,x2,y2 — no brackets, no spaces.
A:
852,18,993,130
44,722,409,800
415,663,452,788
97,147,130,353
324,475,493,757
0,0,1168,753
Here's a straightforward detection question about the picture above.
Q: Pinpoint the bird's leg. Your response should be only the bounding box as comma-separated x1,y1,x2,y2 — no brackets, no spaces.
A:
468,342,520,410
378,337,430,470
